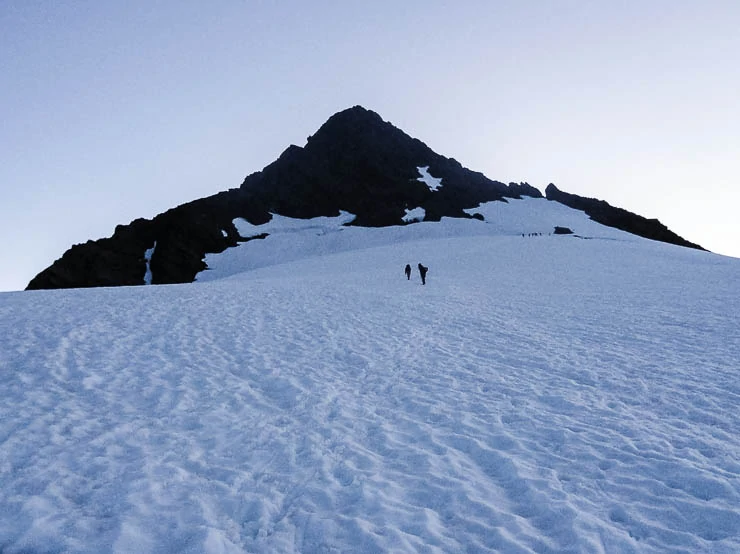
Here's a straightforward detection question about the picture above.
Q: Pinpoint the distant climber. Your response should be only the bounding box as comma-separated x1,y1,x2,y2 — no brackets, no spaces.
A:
404,264,412,280
418,263,428,285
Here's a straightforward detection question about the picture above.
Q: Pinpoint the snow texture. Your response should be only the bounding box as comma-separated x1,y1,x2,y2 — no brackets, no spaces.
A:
1,198,739,553
417,166,442,191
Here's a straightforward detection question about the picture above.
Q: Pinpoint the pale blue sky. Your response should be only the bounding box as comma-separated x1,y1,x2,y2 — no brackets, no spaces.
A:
2,1,738,291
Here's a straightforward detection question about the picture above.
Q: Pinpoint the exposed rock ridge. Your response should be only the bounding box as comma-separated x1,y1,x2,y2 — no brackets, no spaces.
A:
545,184,704,250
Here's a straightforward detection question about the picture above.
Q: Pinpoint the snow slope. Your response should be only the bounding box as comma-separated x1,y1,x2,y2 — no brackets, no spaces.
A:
198,197,632,283
1,199,739,553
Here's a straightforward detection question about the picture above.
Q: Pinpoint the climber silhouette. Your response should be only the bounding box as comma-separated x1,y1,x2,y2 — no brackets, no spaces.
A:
418,263,428,285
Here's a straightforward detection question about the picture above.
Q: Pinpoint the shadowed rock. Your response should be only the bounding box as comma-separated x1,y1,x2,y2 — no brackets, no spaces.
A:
553,226,574,235
545,184,704,250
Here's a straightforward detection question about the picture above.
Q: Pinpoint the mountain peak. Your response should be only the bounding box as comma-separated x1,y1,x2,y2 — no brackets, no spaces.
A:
319,104,383,126
240,106,524,226
26,107,701,291
305,105,416,152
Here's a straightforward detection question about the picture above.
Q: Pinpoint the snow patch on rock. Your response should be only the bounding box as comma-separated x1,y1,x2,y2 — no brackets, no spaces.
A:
143,241,156,285
402,207,425,223
417,166,442,191
234,211,357,239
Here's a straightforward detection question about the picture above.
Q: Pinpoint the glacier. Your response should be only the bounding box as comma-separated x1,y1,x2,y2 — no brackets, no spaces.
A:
1,198,739,553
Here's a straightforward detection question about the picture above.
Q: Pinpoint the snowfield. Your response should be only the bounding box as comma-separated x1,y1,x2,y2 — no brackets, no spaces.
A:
1,198,739,553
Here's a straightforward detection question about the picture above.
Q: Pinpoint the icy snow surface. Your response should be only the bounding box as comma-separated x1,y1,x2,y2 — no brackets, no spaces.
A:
417,166,442,191
1,198,740,553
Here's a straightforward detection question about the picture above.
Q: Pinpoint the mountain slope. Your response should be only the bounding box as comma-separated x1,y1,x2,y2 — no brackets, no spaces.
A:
2,201,739,552
26,107,540,291
26,106,700,291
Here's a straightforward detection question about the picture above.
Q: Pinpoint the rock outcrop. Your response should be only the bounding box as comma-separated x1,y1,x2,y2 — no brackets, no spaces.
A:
545,184,704,250
553,226,574,235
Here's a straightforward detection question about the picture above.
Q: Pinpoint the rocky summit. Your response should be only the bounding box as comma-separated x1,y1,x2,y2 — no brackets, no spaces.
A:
26,106,701,290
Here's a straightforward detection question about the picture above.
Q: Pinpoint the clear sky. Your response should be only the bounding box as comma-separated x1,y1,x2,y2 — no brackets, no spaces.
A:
2,1,738,291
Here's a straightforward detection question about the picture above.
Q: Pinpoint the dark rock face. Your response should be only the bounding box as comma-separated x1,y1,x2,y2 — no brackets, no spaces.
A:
545,184,704,250
27,106,541,290
27,191,252,289
553,226,574,235
239,106,537,225
508,182,543,199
